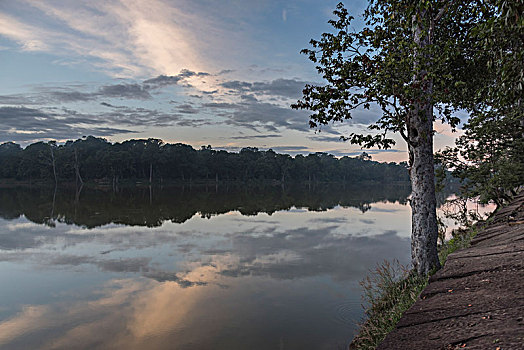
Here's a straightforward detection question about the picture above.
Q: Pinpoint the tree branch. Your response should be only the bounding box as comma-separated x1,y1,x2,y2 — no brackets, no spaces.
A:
434,1,451,23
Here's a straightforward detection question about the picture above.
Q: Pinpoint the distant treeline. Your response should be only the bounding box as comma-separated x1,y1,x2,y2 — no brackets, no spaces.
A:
0,136,409,184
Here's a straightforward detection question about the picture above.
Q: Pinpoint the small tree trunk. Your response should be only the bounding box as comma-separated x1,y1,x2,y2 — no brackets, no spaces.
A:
75,182,83,203
49,145,58,185
519,96,523,139
74,148,84,186
149,162,153,184
50,186,57,219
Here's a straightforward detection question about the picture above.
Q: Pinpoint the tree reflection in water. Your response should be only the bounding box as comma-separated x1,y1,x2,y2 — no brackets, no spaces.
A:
0,182,411,228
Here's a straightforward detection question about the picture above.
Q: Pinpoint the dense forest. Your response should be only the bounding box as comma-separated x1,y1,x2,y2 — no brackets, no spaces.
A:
0,136,409,184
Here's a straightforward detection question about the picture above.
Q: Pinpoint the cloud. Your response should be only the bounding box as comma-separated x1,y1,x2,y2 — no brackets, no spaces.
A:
0,105,193,143
0,106,124,142
269,146,310,153
201,102,237,109
339,149,405,156
230,134,281,140
220,78,308,99
220,81,252,91
143,271,207,287
0,106,50,122
143,69,210,88
0,12,49,52
202,96,309,133
214,227,410,281
0,71,315,138
0,7,143,77
0,82,154,105
100,102,119,108
0,68,213,106
175,104,198,114
143,75,185,87
0,76,372,143
98,83,151,99
0,93,50,105
96,107,183,127
218,69,234,75
0,1,250,78
308,135,345,143
49,254,152,273
47,90,94,102
0,214,410,283
250,78,307,99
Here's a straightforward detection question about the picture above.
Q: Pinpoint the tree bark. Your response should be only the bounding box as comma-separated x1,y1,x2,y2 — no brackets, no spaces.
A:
408,8,441,275
408,107,440,275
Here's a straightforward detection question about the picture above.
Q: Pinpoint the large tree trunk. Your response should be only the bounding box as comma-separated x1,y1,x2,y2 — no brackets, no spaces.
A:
408,8,441,275
408,107,440,275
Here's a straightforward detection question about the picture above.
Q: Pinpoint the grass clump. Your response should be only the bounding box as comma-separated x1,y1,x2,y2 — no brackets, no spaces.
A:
438,225,479,266
349,260,428,350
350,223,483,349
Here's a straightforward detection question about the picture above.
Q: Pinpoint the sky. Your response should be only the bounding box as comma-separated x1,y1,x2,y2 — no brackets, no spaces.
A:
0,0,461,162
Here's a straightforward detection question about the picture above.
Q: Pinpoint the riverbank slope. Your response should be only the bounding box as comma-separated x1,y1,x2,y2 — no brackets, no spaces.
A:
377,192,524,349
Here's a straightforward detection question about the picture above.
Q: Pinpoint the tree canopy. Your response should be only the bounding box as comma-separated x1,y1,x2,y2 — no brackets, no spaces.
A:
437,0,524,208
291,1,485,149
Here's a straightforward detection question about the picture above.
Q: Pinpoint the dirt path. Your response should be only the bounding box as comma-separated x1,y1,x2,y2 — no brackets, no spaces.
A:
377,193,524,350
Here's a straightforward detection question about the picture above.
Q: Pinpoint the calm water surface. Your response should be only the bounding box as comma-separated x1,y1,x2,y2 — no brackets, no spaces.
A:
0,184,413,349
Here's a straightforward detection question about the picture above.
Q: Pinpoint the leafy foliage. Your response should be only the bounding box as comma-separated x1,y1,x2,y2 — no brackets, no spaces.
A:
0,136,410,184
437,111,524,207
438,224,480,266
291,1,482,148
436,0,524,208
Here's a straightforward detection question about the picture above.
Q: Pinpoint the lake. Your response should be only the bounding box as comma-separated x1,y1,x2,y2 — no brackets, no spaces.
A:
0,183,414,349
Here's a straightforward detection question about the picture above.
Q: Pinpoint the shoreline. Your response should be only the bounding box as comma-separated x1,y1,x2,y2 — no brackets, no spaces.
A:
376,192,524,349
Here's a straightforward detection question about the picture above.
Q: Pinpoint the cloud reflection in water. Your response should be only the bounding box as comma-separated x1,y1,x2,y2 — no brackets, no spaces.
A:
0,185,412,349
